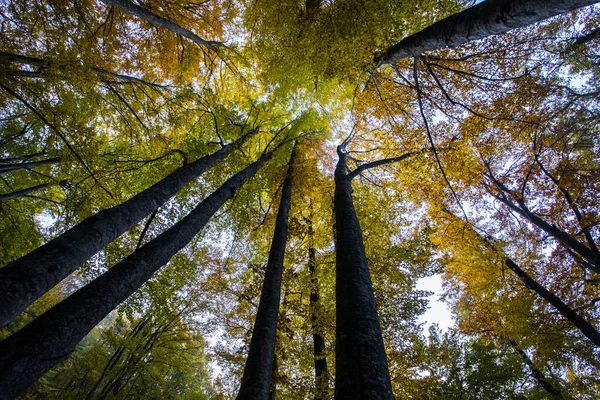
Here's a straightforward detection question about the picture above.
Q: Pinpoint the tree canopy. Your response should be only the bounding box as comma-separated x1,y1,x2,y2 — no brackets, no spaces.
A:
1,0,599,398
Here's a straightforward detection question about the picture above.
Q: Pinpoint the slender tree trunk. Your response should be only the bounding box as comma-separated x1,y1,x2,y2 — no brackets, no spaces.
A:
505,257,600,346
0,131,254,328
237,145,296,399
0,181,62,202
308,217,328,400
268,353,278,400
0,151,47,163
0,147,275,400
508,341,563,399
0,156,60,173
101,0,221,51
492,189,600,272
333,146,393,399
376,0,599,66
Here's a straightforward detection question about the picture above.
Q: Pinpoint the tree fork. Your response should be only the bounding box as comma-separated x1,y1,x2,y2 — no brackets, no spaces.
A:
237,144,296,399
376,0,600,66
0,131,255,328
0,144,278,400
333,145,393,398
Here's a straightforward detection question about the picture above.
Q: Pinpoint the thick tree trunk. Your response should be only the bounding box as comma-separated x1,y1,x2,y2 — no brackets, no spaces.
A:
376,0,600,66
0,156,60,173
0,181,62,202
333,146,393,399
308,217,328,400
101,0,221,51
0,147,275,400
237,146,296,399
508,341,564,399
0,132,253,327
505,257,600,347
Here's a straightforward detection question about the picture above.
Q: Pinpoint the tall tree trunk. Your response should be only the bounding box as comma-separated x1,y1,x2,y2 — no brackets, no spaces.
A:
0,156,61,173
308,216,328,400
0,181,63,202
0,146,276,400
376,0,599,66
101,0,221,51
508,341,564,399
333,146,393,399
0,131,253,327
237,145,296,399
504,256,600,346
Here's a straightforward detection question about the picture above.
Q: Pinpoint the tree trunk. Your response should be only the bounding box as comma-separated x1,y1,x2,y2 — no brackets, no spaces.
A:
0,147,275,400
0,181,61,202
505,257,600,347
492,189,600,272
308,217,328,400
508,341,564,399
0,156,61,173
237,145,296,399
101,0,221,51
333,146,393,399
376,0,599,66
0,132,253,328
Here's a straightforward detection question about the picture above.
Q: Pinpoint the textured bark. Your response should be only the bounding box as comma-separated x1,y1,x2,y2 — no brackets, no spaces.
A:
308,217,328,400
237,146,296,399
505,257,600,346
0,181,60,202
333,146,393,399
0,148,274,400
101,0,221,51
0,132,253,328
0,157,60,173
509,341,563,399
377,0,600,66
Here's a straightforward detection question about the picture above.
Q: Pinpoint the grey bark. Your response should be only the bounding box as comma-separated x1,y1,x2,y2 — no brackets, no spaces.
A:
376,0,600,66
0,132,253,327
237,145,296,399
101,0,221,51
333,146,393,399
0,157,61,174
0,181,62,202
0,147,275,400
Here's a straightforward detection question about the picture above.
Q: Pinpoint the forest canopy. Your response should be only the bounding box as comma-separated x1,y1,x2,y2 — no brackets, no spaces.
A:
0,0,599,399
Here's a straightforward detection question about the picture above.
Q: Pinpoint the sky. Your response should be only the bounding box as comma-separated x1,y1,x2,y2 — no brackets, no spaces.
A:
416,274,455,333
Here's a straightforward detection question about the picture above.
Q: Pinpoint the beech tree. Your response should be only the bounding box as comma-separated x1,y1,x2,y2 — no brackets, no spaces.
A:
1,0,599,399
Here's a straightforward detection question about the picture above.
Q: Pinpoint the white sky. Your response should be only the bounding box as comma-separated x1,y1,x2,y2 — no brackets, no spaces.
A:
416,274,455,332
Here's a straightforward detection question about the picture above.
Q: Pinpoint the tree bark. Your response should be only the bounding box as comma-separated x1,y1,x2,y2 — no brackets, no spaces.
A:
237,145,296,399
101,0,221,51
0,181,62,202
308,217,328,400
0,132,253,328
505,256,600,347
376,0,600,66
0,157,61,173
333,146,393,399
0,146,275,400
